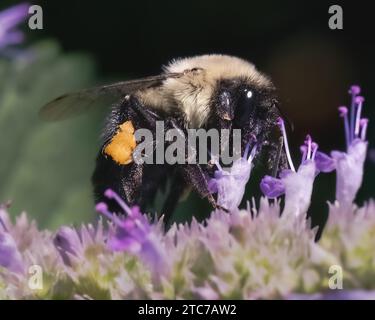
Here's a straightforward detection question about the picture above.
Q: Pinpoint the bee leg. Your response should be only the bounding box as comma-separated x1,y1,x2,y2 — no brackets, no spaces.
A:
180,164,223,211
121,163,143,205
128,95,161,130
92,152,124,212
139,163,170,211
92,151,144,214
93,96,147,212
161,117,227,213
161,172,188,225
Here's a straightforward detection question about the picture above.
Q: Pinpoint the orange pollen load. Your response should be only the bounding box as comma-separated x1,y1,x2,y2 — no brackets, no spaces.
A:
104,121,137,165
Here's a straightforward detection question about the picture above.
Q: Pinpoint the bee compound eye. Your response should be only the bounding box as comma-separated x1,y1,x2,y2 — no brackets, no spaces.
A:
234,89,256,126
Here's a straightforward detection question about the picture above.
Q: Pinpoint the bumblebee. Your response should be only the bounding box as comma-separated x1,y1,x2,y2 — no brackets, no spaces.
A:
41,54,285,221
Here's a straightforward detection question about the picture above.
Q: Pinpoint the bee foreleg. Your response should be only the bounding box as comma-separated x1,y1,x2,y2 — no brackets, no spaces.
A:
180,164,220,210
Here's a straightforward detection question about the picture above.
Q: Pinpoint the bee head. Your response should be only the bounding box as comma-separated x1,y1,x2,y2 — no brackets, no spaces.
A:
212,77,287,175
214,78,278,127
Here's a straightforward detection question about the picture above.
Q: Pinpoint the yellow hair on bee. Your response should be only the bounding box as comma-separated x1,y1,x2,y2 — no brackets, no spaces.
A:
104,121,136,165
137,54,272,128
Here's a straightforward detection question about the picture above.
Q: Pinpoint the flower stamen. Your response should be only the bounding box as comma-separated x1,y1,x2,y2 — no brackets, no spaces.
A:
305,135,312,160
278,117,296,172
104,188,133,216
349,85,361,142
354,96,365,139
311,142,318,160
339,106,350,149
95,202,123,226
248,144,257,164
301,136,318,162
300,145,307,162
243,142,250,160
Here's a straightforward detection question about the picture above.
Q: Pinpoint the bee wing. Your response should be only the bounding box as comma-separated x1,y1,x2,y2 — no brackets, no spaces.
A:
39,73,182,121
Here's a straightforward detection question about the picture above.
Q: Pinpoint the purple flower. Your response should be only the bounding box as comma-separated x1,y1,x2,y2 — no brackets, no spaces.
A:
53,220,109,275
262,85,369,211
0,215,24,274
208,143,257,211
282,160,316,216
331,86,368,207
96,189,167,274
53,226,82,266
0,3,29,50
261,85,369,211
260,120,321,216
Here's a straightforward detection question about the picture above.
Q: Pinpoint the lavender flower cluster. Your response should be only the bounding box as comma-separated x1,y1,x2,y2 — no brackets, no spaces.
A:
0,85,374,300
0,3,29,51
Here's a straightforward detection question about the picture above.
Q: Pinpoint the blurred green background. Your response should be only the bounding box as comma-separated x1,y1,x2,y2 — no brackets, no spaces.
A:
0,0,374,231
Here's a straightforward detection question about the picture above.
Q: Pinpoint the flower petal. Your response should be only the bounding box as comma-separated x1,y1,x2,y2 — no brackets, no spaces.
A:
315,151,335,173
54,226,82,265
0,229,24,274
260,175,285,198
